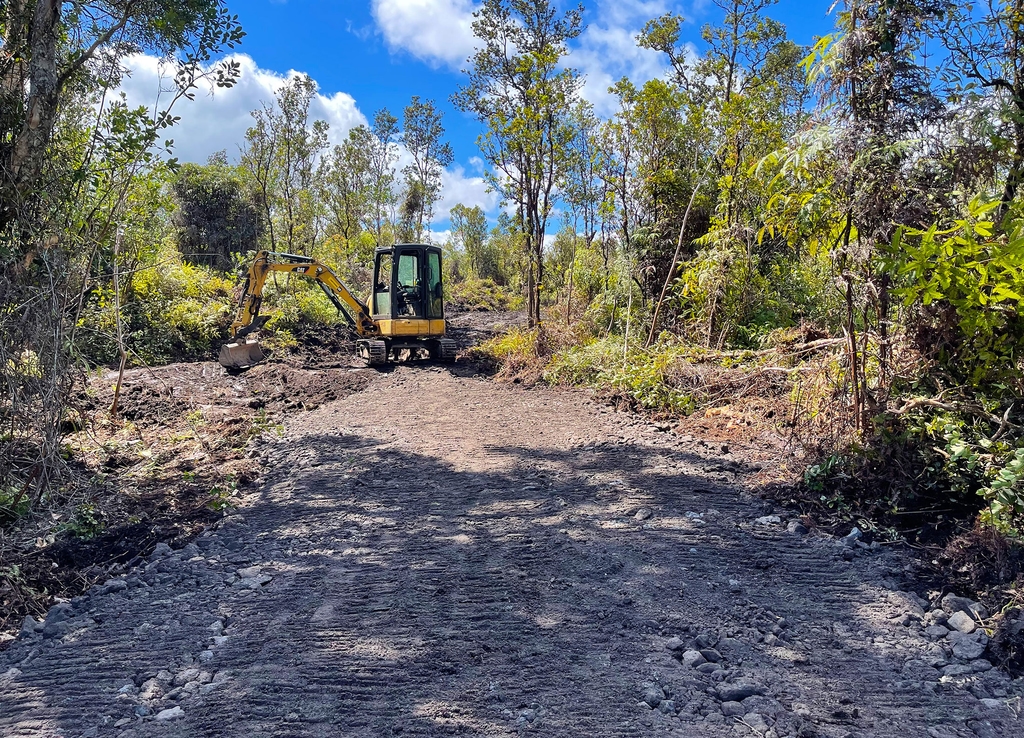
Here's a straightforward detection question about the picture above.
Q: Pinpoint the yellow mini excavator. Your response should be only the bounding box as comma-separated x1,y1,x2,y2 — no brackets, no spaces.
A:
218,245,457,369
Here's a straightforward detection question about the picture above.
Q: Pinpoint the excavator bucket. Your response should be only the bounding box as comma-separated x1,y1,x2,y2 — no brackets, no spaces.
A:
218,340,266,370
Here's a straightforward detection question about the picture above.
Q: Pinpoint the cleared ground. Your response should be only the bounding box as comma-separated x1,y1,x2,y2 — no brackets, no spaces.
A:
1,360,1021,737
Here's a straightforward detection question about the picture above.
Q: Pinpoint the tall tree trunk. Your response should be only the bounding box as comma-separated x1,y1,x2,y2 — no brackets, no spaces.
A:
11,0,60,201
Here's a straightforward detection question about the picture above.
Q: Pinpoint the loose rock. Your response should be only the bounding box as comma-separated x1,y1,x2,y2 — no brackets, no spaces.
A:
155,706,184,721
947,611,976,634
716,680,763,702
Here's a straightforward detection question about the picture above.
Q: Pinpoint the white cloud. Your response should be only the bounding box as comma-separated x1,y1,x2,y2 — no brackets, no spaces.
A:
573,0,678,116
438,163,497,216
117,53,367,163
371,0,478,69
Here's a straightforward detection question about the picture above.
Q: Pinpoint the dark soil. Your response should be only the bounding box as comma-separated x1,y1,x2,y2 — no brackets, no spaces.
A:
4,364,1022,736
0,309,512,642
0,360,372,639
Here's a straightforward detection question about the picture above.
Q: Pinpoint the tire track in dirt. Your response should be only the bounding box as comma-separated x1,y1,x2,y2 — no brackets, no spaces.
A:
1,366,1021,737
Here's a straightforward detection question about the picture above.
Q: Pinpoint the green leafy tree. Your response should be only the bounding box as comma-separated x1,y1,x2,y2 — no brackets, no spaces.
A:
0,0,244,495
241,74,329,255
368,108,400,246
172,155,262,269
401,97,454,242
321,126,374,242
450,203,499,281
454,0,583,328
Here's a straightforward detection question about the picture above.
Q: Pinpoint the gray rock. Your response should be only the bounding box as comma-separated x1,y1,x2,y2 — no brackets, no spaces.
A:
659,699,676,715
665,636,685,652
41,620,69,640
721,701,745,717
941,593,975,617
208,620,225,636
787,520,809,535
952,639,986,661
716,681,763,702
155,706,184,721
198,650,215,663
643,686,665,708
694,632,719,649
700,648,723,663
924,625,950,640
19,616,39,638
754,515,781,526
134,705,152,718
696,662,723,675
948,611,976,634
44,603,73,624
923,610,948,627
971,659,994,673
744,712,771,735
681,650,706,668
978,698,1005,711
728,579,742,593
970,719,1001,738
100,579,128,595
941,664,974,677
173,668,200,687
742,695,785,718
843,527,863,547
717,637,747,655
237,565,261,578
635,508,653,522
156,670,173,683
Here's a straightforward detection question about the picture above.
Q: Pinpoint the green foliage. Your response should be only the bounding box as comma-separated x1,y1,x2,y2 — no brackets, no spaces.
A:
172,157,262,269
475,326,539,375
887,197,1024,382
447,277,523,312
545,338,698,415
58,504,105,540
0,483,32,525
982,448,1024,532
79,247,235,365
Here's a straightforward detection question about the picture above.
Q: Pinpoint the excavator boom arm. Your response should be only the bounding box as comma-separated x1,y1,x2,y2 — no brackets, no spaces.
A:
228,251,377,339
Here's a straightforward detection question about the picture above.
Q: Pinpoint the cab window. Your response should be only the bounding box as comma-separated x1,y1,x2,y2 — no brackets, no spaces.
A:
395,251,423,317
427,251,443,318
373,258,391,317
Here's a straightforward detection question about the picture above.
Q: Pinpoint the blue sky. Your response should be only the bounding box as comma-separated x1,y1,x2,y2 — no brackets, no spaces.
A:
121,1,841,229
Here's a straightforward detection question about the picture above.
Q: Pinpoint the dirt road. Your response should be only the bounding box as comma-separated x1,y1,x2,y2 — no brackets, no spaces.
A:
1,365,1021,737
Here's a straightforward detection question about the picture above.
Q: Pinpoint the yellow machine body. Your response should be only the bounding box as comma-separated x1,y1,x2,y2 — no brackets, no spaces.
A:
219,246,455,369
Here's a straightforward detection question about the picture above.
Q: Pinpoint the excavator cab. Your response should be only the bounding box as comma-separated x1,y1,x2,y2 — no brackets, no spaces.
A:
366,244,453,362
372,244,444,322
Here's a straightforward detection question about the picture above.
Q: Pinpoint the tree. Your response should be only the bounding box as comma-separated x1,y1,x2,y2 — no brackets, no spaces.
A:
454,0,584,328
367,108,400,246
450,203,498,280
0,1,243,495
401,97,454,242
241,74,329,255
173,156,262,269
321,126,373,243
0,1,243,233
943,0,1024,223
